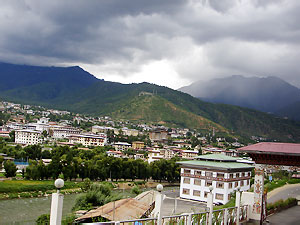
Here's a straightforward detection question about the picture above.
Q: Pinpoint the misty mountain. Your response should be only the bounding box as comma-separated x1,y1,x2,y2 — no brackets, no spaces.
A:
178,75,300,114
0,62,300,142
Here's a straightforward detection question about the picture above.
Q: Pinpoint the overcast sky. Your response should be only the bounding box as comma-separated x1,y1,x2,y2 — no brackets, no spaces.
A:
1,0,300,89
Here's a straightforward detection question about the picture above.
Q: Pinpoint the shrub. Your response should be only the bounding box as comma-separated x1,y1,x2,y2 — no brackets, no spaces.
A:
131,185,142,195
36,214,50,225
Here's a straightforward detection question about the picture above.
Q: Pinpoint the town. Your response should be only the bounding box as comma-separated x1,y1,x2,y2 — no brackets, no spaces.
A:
1,100,300,225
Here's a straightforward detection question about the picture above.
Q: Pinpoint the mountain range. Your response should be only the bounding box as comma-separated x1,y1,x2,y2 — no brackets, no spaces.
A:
178,75,300,120
0,62,300,142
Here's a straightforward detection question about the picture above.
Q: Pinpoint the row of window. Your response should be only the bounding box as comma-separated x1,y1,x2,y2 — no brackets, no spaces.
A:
182,188,230,201
183,178,250,188
183,169,250,178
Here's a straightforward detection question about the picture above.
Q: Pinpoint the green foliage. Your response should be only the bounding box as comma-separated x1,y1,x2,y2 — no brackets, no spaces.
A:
73,183,120,211
267,198,297,211
131,185,142,195
36,214,50,225
4,160,17,177
0,156,4,170
0,180,78,194
81,178,92,192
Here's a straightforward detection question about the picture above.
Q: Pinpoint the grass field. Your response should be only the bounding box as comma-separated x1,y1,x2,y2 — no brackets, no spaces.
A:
0,180,80,194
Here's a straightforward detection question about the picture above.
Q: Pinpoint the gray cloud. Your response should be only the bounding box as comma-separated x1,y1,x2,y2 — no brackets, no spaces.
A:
0,0,300,88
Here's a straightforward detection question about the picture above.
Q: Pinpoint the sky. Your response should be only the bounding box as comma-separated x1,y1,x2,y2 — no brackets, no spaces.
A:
1,0,300,89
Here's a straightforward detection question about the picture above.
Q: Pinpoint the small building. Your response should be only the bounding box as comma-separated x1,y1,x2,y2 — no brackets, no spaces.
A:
178,154,253,205
68,133,107,147
15,129,43,145
148,149,163,163
113,142,131,151
132,141,145,150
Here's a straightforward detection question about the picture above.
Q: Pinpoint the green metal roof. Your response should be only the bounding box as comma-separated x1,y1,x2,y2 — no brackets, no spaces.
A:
178,159,254,170
196,154,238,162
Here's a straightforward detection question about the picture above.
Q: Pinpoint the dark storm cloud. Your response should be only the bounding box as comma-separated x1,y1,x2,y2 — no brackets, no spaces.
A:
1,0,300,88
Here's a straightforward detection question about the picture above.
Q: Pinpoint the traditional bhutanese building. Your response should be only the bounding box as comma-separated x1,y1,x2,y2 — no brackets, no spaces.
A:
178,154,253,205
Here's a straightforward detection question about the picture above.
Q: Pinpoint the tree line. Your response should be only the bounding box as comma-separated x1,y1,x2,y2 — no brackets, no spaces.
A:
2,144,181,182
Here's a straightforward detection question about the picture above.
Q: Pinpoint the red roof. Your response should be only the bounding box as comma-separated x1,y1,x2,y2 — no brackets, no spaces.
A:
238,142,300,155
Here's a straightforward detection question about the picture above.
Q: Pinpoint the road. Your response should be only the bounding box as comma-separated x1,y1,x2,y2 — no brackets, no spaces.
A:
265,206,300,225
267,183,300,204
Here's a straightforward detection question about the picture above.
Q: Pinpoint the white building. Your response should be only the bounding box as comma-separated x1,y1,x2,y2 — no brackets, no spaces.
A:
68,133,107,147
178,154,253,205
113,142,132,151
50,126,80,139
147,149,163,163
15,129,43,145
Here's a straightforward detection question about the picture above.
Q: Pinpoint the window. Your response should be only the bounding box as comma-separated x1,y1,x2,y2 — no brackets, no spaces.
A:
194,179,201,186
235,181,239,187
215,193,224,200
182,188,190,195
183,178,190,184
247,180,250,185
229,174,234,179
217,173,224,178
216,182,224,189
193,190,201,196
241,172,245,177
205,171,213,177
228,194,231,200
184,169,191,174
204,191,209,198
205,180,213,187
236,173,240,178
195,170,202,176
229,183,233,189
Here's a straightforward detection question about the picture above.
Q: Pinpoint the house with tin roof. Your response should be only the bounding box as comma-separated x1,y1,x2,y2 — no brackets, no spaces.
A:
178,154,253,204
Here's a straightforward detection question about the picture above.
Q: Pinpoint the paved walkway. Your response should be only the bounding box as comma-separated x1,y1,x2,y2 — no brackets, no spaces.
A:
267,183,300,203
265,206,300,225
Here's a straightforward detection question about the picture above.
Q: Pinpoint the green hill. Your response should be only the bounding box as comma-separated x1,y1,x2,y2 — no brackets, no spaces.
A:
0,62,300,142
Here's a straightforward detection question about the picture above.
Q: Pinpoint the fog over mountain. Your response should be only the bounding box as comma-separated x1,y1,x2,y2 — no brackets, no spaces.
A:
178,75,300,115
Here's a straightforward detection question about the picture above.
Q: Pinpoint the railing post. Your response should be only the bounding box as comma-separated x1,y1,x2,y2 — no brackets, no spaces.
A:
207,186,214,225
156,184,164,225
186,213,192,225
224,208,228,225
115,222,120,225
50,179,64,225
235,188,241,225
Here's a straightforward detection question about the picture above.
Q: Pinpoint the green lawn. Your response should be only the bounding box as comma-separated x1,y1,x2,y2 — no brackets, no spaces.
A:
0,180,80,193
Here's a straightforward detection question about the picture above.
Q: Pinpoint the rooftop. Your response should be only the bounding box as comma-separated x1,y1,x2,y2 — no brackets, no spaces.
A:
179,154,253,170
238,142,300,155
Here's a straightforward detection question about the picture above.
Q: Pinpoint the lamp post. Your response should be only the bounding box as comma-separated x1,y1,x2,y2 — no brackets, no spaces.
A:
235,187,241,225
156,184,164,225
207,186,214,225
50,178,64,225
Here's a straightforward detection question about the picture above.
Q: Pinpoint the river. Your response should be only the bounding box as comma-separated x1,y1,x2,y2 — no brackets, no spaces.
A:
0,193,81,225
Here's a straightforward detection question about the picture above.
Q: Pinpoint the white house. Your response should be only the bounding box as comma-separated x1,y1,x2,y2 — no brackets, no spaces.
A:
178,154,253,205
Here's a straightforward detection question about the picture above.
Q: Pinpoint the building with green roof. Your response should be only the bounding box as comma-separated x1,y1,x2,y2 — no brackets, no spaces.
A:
178,154,253,204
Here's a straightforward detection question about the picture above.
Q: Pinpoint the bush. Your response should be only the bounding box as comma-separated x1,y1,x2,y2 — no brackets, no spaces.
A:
20,192,32,198
131,185,142,195
36,214,50,225
8,193,19,199
4,160,17,178
81,178,91,192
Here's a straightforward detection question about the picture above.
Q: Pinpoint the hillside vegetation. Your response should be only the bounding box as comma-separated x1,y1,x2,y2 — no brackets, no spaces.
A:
0,62,300,142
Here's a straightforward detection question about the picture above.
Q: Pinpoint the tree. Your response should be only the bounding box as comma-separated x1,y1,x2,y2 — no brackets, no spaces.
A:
9,131,15,142
4,160,17,177
0,156,3,170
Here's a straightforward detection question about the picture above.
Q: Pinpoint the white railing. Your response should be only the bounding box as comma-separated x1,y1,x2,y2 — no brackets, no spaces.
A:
77,205,249,225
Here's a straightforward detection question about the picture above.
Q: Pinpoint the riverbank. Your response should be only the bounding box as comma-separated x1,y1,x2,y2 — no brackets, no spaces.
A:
0,179,179,200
